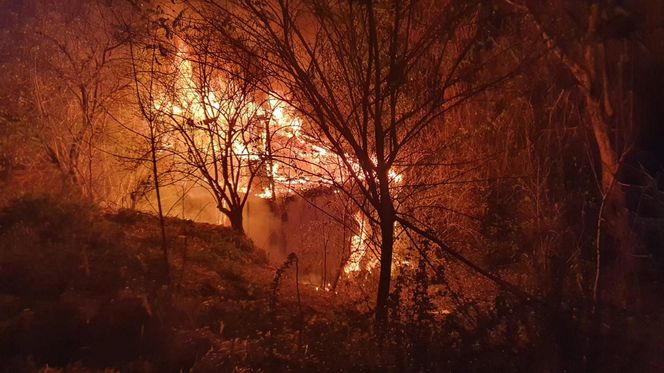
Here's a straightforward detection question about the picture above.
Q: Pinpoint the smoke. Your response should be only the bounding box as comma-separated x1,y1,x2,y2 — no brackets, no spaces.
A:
136,182,350,283
243,197,288,262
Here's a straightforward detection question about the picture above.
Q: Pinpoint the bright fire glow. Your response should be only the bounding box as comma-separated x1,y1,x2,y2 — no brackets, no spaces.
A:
256,186,273,199
344,212,372,274
158,46,404,276
159,47,404,201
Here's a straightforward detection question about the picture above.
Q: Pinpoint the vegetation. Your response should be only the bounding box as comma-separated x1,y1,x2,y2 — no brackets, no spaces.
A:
1,0,664,371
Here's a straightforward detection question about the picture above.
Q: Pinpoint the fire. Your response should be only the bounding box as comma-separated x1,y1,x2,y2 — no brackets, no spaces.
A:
343,212,378,274
256,186,273,199
389,169,403,184
157,45,405,277
268,96,301,138
160,46,405,201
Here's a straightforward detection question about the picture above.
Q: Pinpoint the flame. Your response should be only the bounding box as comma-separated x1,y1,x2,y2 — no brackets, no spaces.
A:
163,47,405,200
149,45,413,281
343,212,370,274
256,186,273,199
158,47,406,276
389,169,403,183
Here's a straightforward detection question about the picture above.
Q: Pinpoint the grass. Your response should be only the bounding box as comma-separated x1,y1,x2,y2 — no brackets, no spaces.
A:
1,196,658,372
0,197,290,372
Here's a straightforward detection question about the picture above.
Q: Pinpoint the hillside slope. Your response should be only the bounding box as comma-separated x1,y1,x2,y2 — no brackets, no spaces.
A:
0,198,362,372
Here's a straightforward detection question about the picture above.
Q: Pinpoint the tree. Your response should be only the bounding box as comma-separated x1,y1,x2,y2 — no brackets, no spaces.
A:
20,0,131,200
129,16,273,233
508,0,638,308
165,52,269,233
129,30,171,281
190,0,522,325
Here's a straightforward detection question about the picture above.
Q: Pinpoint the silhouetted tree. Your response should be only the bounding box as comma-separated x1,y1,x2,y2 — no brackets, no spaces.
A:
189,0,526,326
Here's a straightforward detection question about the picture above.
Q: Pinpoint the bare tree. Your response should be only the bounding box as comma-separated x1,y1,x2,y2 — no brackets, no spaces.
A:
25,0,131,200
188,0,525,325
129,29,171,281
143,26,270,233
507,0,638,308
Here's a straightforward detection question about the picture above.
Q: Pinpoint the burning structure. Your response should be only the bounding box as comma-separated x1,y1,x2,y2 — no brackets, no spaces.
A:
135,41,406,281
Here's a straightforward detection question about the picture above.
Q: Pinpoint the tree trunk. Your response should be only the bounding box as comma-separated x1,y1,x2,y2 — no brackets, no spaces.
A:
229,208,244,234
375,202,396,329
587,100,619,194
150,131,169,283
588,97,634,306
520,0,635,308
